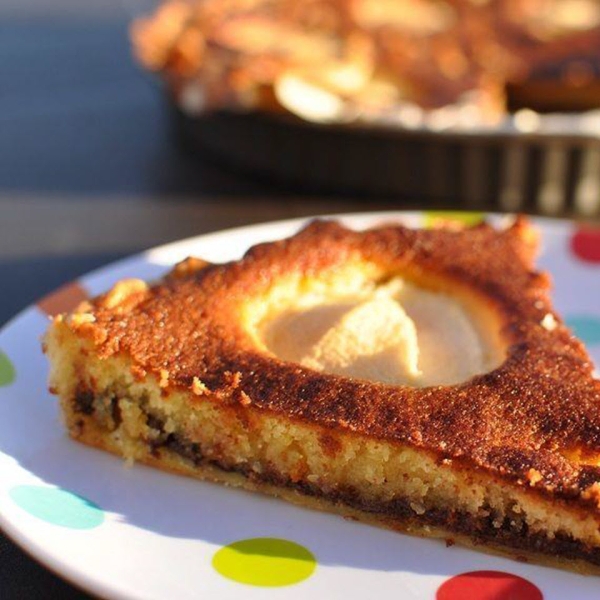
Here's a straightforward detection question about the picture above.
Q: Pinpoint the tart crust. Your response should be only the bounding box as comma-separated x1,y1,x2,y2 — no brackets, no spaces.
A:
44,217,600,573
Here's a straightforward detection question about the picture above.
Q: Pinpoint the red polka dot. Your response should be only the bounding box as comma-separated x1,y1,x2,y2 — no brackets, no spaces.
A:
436,570,542,600
571,227,600,264
37,281,88,317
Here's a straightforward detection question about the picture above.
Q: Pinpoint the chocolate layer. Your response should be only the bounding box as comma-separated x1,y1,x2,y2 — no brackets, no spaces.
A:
88,398,600,568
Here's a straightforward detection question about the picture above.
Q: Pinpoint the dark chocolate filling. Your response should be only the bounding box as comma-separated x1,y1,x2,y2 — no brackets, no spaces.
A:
111,397,122,429
74,387,95,416
78,392,600,567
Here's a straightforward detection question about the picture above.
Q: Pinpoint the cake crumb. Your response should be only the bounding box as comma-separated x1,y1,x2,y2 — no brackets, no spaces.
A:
526,468,543,486
224,371,242,388
582,482,600,508
159,369,170,388
192,377,209,395
101,279,148,310
67,312,96,326
541,313,557,331
131,365,147,380
169,257,210,278
410,501,426,515
239,391,252,406
516,555,529,563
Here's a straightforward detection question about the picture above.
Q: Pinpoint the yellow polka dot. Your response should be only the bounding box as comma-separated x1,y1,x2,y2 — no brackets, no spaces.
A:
424,211,484,228
212,537,316,587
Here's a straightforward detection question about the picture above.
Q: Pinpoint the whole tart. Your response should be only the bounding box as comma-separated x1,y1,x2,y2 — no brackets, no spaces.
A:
44,217,600,573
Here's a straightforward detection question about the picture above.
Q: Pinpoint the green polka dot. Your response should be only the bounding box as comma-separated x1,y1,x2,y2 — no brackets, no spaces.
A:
0,350,16,387
566,315,600,346
9,485,104,529
212,537,316,587
424,211,484,228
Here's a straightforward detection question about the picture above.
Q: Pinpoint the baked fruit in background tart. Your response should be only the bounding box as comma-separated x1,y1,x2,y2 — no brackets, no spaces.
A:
130,0,600,124
45,217,600,573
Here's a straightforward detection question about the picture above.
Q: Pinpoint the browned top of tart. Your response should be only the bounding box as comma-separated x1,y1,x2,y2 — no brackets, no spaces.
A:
60,218,600,507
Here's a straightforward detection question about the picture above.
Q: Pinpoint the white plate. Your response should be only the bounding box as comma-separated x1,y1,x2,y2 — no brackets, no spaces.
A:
1,211,600,600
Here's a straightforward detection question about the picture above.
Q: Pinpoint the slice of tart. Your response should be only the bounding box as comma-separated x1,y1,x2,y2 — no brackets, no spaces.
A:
44,218,600,573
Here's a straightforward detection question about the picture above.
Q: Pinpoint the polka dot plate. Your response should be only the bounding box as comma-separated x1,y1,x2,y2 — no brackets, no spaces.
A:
0,212,599,600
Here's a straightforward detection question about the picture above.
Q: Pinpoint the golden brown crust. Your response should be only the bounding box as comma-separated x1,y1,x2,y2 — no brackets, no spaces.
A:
62,217,600,512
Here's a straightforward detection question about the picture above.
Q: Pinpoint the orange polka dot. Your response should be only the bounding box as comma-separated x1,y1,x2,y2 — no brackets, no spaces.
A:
571,227,600,264
37,282,88,317
437,571,542,600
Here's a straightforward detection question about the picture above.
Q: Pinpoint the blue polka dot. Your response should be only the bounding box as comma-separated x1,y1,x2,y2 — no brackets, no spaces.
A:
566,315,600,346
9,485,104,529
